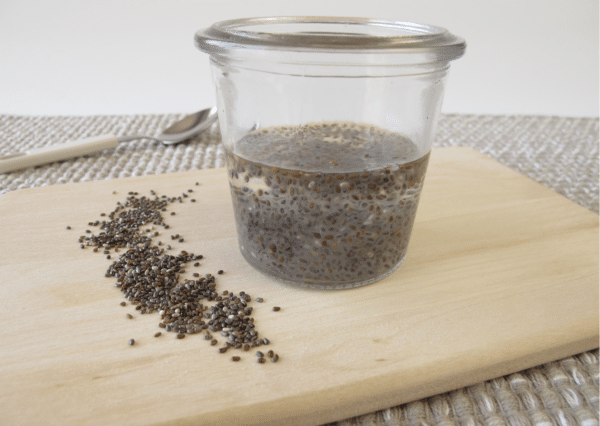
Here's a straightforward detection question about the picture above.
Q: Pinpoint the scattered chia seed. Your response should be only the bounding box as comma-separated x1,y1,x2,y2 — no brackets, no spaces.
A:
79,188,277,363
128,339,135,346
272,307,281,312
217,270,224,275
231,356,241,362
66,226,71,230
256,298,264,303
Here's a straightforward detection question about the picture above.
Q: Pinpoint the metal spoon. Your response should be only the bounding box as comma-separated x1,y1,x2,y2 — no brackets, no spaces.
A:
0,107,218,174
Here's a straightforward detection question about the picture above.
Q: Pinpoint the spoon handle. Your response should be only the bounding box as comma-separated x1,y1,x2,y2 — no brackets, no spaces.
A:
0,135,120,174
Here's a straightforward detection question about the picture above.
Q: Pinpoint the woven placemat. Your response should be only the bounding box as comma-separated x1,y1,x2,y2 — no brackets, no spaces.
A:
0,113,598,425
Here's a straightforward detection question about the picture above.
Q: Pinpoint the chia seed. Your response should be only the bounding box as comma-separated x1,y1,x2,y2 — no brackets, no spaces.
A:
226,122,429,289
79,188,277,363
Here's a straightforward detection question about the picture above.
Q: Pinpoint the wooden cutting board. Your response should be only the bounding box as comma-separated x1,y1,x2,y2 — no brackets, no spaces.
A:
0,147,597,426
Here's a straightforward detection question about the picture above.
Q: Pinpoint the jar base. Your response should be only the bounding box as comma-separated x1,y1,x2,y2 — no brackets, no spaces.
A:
240,249,406,290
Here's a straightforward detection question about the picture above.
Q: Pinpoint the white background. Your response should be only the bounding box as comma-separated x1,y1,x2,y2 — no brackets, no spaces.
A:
0,0,597,117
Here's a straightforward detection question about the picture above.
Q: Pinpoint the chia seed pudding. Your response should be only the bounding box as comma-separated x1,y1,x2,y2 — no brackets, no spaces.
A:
226,121,430,289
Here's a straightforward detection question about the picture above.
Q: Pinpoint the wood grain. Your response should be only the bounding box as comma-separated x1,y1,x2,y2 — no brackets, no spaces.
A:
0,147,597,426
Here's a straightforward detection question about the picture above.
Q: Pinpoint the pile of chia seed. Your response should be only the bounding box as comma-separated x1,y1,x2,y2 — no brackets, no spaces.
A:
74,188,279,363
226,121,430,289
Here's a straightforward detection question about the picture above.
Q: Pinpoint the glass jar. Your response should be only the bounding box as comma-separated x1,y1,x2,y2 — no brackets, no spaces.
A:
195,17,465,289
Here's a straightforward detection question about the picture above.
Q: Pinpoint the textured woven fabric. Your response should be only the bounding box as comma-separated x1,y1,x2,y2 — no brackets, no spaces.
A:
0,114,598,425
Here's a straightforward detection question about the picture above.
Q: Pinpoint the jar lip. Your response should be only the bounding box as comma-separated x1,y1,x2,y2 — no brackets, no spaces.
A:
195,16,465,61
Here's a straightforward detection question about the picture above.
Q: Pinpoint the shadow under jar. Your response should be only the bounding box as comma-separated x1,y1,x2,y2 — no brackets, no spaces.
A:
195,16,465,289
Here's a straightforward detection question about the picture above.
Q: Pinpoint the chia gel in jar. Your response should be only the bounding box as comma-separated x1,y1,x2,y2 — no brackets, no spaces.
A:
195,17,466,288
227,122,429,288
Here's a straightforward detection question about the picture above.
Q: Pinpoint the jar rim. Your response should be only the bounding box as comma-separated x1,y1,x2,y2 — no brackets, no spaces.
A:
195,16,465,61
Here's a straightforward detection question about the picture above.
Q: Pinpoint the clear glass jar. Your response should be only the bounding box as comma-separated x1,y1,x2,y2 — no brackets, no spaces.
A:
195,17,465,289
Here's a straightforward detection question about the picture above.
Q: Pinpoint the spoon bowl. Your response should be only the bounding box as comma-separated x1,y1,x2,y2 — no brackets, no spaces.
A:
119,107,218,145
